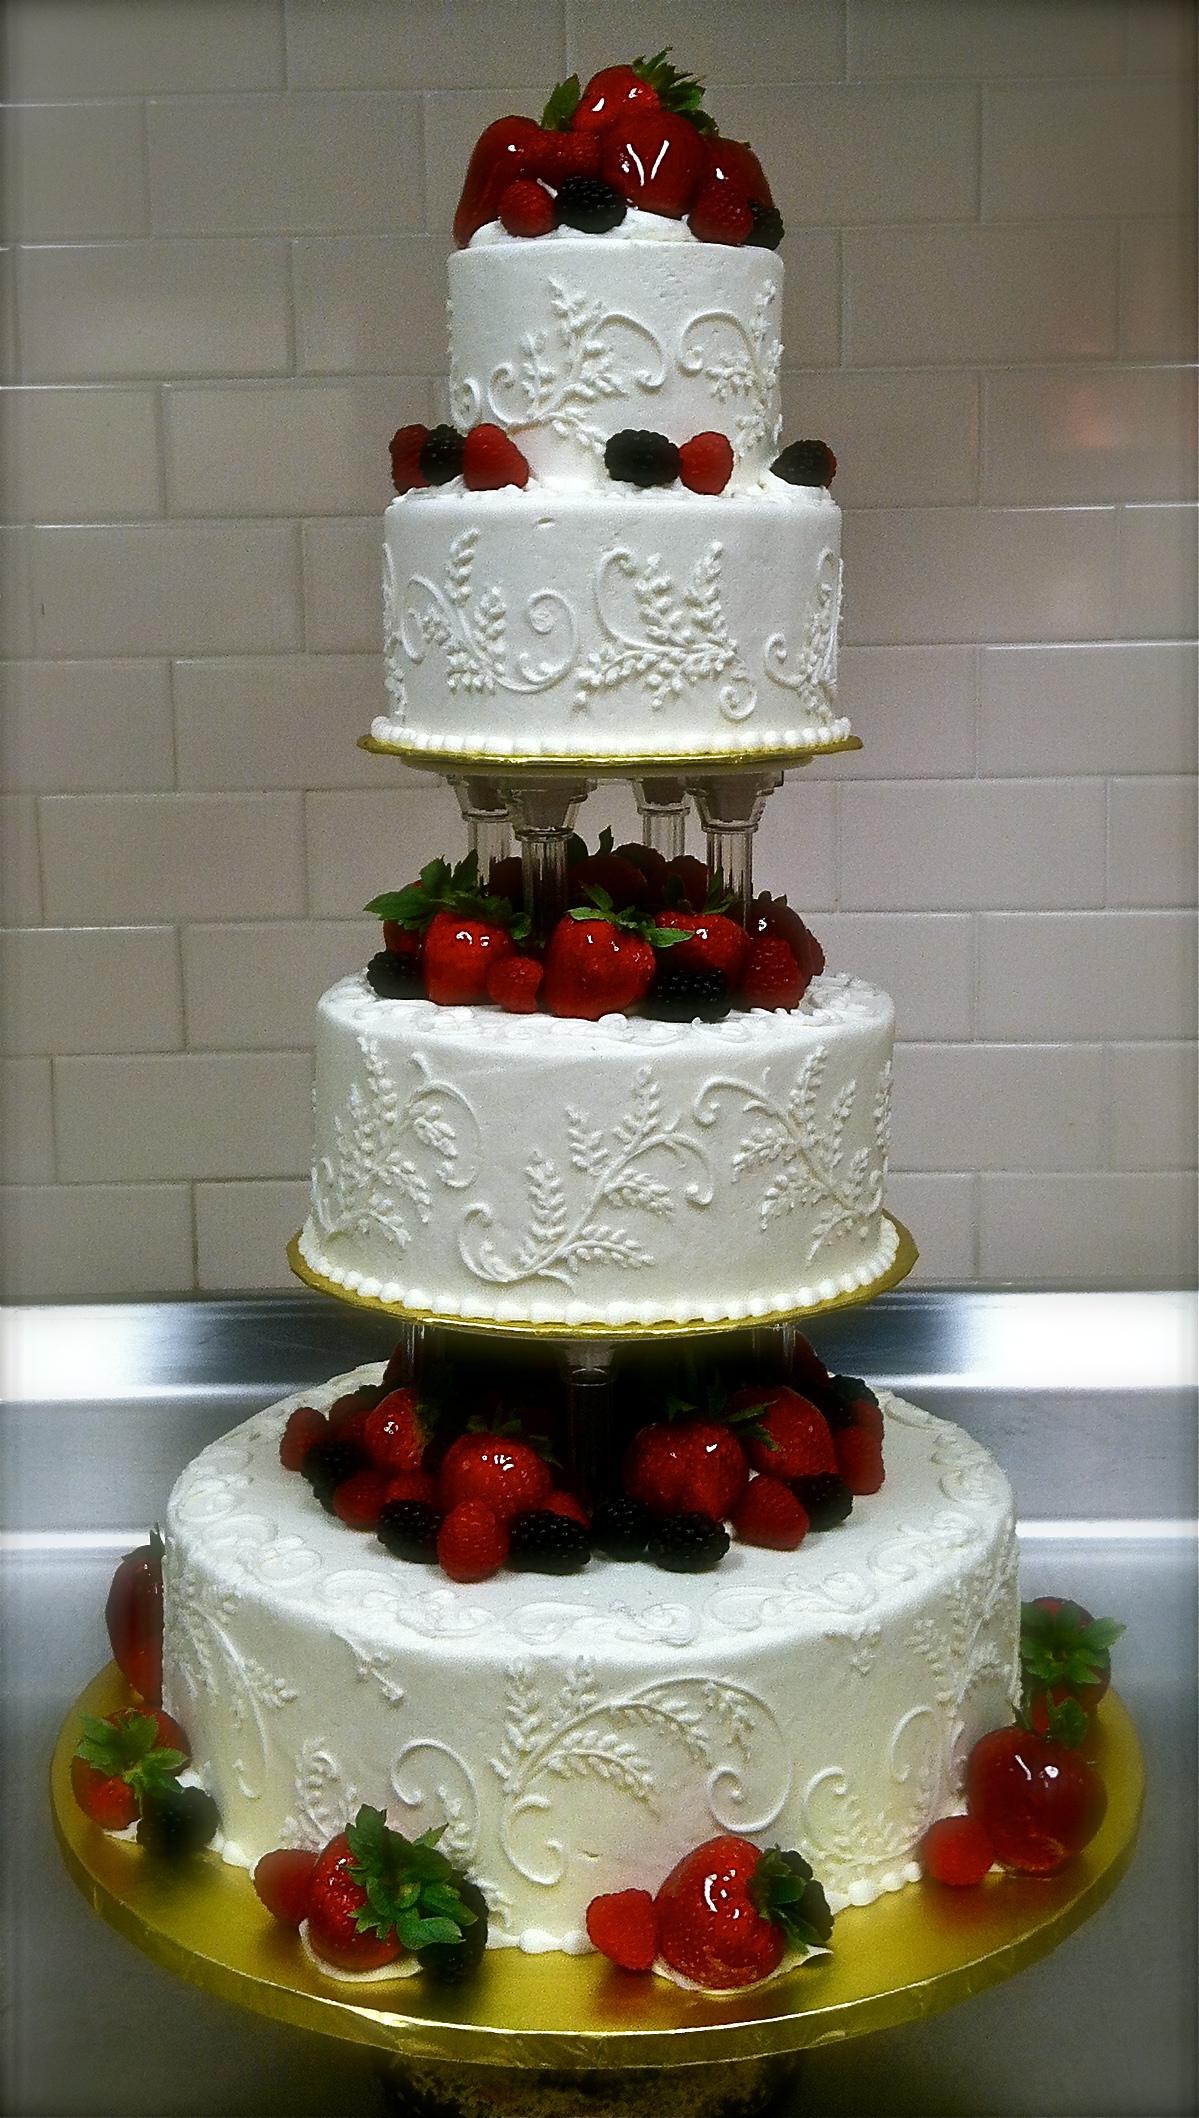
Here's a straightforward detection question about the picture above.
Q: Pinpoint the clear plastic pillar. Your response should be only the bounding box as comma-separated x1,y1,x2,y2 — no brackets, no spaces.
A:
559,1339,616,1512
447,777,512,885
633,778,688,862
687,771,784,927
499,778,593,937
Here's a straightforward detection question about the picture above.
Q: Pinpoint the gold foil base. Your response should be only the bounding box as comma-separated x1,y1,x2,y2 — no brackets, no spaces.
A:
54,1666,1142,2104
285,1216,918,1343
358,733,862,777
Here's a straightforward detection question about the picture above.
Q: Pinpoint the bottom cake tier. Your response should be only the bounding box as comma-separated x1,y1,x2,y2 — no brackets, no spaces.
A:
164,1368,1019,1953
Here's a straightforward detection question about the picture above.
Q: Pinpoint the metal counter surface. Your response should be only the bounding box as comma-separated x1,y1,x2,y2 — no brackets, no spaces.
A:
2,1291,1195,2118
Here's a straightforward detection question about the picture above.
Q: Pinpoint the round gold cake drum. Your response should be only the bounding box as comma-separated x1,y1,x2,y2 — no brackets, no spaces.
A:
285,1215,918,1343
358,732,863,776
54,1666,1142,2091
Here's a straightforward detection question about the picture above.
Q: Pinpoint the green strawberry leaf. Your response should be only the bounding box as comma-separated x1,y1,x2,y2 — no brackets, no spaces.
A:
75,1710,186,1790
542,74,581,130
633,48,715,130
345,1807,479,1948
367,852,529,941
750,1847,833,1955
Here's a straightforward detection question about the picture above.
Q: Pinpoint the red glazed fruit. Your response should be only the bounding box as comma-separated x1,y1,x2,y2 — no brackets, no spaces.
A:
486,953,544,1013
571,64,661,133
966,1725,1107,1875
454,115,541,247
731,1477,810,1551
423,911,516,1006
105,1530,165,1705
437,1500,510,1583
438,1432,553,1522
332,1469,391,1530
541,916,658,1020
382,1469,438,1508
586,1888,659,1971
729,1385,839,1481
528,128,602,185
600,111,706,220
306,1832,404,1971
253,1847,319,1926
280,1405,328,1471
70,1755,141,1832
363,1387,427,1475
462,422,531,490
655,1837,832,1990
689,177,754,245
835,1426,885,1496
623,1418,750,1523
498,178,556,239
677,431,735,495
919,1816,995,1886
1020,1598,1123,1727
70,1706,189,1831
389,423,429,493
740,934,804,1010
653,909,751,986
705,137,773,208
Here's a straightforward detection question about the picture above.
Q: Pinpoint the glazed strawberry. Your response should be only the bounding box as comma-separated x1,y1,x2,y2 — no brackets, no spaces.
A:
497,179,556,240
528,127,602,185
919,1816,995,1886
332,1469,391,1530
105,1529,165,1705
382,916,422,961
623,1418,749,1523
568,829,648,913
677,431,734,495
661,854,711,910
835,1426,885,1496
389,423,429,493
655,1838,832,1989
437,1500,510,1583
966,1723,1107,1875
70,1755,140,1831
611,841,669,899
541,916,657,1020
327,1383,385,1432
253,1847,319,1927
71,1706,189,1831
689,177,754,245
279,1404,328,1471
586,1888,659,1971
749,895,825,986
705,136,773,208
728,1385,839,1480
453,114,541,247
828,1376,885,1441
368,854,530,1002
601,111,706,220
542,1489,591,1529
570,64,662,133
1020,1598,1123,1725
382,1469,438,1508
438,1430,552,1522
306,1831,403,1971
363,1387,428,1474
740,933,804,1010
486,953,543,1013
423,911,516,1006
654,909,751,987
731,1476,810,1551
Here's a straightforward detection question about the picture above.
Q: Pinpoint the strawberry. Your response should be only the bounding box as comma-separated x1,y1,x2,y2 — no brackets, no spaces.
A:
71,1707,189,1831
1020,1598,1123,1725
368,855,530,997
279,1404,328,1471
572,49,714,137
655,1838,832,1989
527,127,602,185
332,1469,391,1530
307,1830,402,1971
601,111,706,220
453,115,541,248
689,177,753,245
966,1720,1107,1875
653,909,751,987
105,1530,165,1705
253,1847,319,1926
541,1488,591,1530
827,1376,884,1442
623,1418,749,1522
389,423,429,493
463,422,531,490
568,828,649,913
382,1469,438,1508
788,1333,837,1411
486,953,544,1012
611,841,669,899
740,933,804,1010
918,1816,995,1886
661,854,711,911
586,1888,659,1971
727,1384,839,1480
677,431,734,495
570,64,661,134
437,1500,509,1583
731,1476,809,1551
313,1806,486,1975
497,179,556,240
749,895,824,987
835,1426,885,1496
487,854,524,911
363,1387,428,1475
328,1384,385,1431
705,136,773,208
423,912,516,1006
541,915,657,1019
438,1429,553,1522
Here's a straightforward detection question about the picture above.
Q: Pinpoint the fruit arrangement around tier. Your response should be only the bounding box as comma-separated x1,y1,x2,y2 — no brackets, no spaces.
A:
390,420,836,498
364,839,825,1022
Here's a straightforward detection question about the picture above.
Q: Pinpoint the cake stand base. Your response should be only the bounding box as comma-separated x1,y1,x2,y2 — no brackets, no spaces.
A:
53,1667,1142,2118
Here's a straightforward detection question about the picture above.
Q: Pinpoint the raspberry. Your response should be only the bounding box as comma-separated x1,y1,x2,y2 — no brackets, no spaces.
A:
363,1387,427,1474
366,949,425,1000
389,423,429,493
677,431,734,495
253,1848,318,1926
586,1888,658,1972
604,428,681,489
328,1383,386,1428
554,176,627,233
643,964,731,1022
919,1816,995,1887
740,934,804,1010
836,1427,885,1496
829,1376,885,1441
437,1500,509,1582
790,1470,853,1530
377,1498,444,1562
771,439,837,489
382,1470,438,1508
332,1469,391,1530
590,1496,652,1560
462,423,531,491
649,1513,730,1573
731,1476,810,1551
279,1405,327,1472
688,177,753,246
301,1437,369,1510
418,424,466,485
542,1489,591,1529
745,200,785,250
507,1509,591,1575
486,953,544,1013
498,178,556,238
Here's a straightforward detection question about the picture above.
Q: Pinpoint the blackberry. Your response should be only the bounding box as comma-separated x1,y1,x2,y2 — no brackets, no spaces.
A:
590,1496,653,1560
555,177,627,234
366,949,424,1000
136,1784,220,1858
301,1436,369,1510
418,423,466,485
790,1470,853,1530
771,439,837,489
377,1498,444,1562
649,1512,730,1573
604,429,682,489
798,1874,835,1945
417,1877,491,1985
643,964,730,1023
507,1509,590,1575
824,1375,877,1431
745,200,785,250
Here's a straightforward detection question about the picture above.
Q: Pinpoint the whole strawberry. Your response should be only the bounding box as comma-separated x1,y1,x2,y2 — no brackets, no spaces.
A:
362,1387,429,1475
727,1384,839,1481
453,115,541,247
308,1831,401,1971
966,1712,1108,1875
308,1806,487,1975
601,111,706,220
541,916,654,1019
1020,1598,1124,1728
655,1837,832,1989
731,1476,809,1551
423,912,515,1006
653,909,752,987
105,1529,165,1705
623,1417,749,1522
368,853,529,1007
749,895,825,989
438,1427,552,1522
71,1707,189,1831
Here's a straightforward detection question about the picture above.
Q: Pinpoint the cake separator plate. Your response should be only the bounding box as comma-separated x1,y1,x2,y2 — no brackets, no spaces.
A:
358,733,863,777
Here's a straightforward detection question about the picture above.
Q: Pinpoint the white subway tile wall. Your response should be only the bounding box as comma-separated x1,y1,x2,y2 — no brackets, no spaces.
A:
0,0,1194,1295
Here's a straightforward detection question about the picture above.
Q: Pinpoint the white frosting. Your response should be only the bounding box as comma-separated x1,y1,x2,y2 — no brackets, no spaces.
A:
298,972,894,1329
469,207,699,248
163,1372,1020,1951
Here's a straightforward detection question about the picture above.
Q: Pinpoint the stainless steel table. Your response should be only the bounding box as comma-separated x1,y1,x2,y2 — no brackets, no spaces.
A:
3,1291,1195,2117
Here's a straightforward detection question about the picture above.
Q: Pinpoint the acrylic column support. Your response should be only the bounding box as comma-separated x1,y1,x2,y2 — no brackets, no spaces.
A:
499,778,594,937
448,777,513,882
634,778,689,863
688,771,783,925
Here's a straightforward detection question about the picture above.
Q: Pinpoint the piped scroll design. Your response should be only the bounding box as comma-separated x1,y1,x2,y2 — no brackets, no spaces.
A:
676,283,782,459
381,542,409,720
399,528,577,697
391,1741,479,1864
694,1054,891,1261
458,1065,712,1288
801,1705,942,1880
165,1555,297,1803
574,543,758,722
281,1736,361,1851
491,1663,791,1888
312,1038,478,1257
763,549,843,726
456,278,667,456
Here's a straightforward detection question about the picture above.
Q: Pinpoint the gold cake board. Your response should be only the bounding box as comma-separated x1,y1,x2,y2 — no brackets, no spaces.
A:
54,1667,1142,2118
285,1215,918,1344
358,733,862,777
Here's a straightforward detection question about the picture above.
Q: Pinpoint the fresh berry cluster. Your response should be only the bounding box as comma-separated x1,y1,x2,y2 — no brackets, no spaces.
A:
586,1835,832,1988
253,1804,489,1982
69,1704,220,1859
454,55,782,253
390,420,530,495
365,838,826,1022
599,429,837,494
